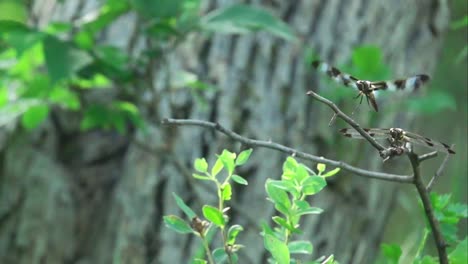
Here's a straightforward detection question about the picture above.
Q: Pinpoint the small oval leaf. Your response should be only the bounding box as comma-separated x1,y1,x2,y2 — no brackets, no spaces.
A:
232,174,248,185
235,148,252,166
163,215,193,234
194,158,208,173
202,205,225,227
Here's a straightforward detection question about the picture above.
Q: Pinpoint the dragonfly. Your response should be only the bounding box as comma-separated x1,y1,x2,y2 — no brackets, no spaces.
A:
312,61,430,112
339,128,456,154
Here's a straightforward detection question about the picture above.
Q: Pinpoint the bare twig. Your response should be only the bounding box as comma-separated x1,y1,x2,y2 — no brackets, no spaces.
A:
418,151,438,162
427,147,452,192
306,91,386,152
161,118,413,183
408,153,448,264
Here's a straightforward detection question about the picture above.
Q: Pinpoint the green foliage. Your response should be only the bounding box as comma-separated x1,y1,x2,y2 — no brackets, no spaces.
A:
164,215,193,234
262,157,339,263
43,35,93,83
0,0,294,134
429,193,467,244
166,152,340,263
351,45,390,80
201,4,296,41
380,244,402,264
165,149,252,263
451,15,468,63
407,90,456,114
378,193,467,264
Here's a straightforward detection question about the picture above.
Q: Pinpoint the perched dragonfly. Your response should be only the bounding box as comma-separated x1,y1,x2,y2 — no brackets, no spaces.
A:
339,128,456,154
312,61,430,112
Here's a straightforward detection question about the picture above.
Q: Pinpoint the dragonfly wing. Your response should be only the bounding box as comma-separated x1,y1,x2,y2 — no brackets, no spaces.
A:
312,61,360,90
404,132,455,154
370,74,430,92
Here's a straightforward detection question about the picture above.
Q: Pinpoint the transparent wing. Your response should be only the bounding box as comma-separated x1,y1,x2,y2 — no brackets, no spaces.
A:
404,131,455,154
339,128,391,140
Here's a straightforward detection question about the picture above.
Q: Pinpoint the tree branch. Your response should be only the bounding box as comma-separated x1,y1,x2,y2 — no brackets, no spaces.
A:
418,151,438,163
306,91,386,152
161,118,413,183
408,153,448,264
426,149,452,192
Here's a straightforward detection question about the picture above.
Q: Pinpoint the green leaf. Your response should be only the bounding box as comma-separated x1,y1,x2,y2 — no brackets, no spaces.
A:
282,156,298,180
202,205,225,227
43,35,92,83
0,99,42,127
321,168,340,178
316,163,326,174
272,216,293,231
192,174,212,181
21,104,49,130
414,256,438,264
449,237,467,264
407,90,456,114
264,233,290,264
172,192,197,219
219,149,236,175
266,179,291,208
351,45,389,79
163,215,193,234
231,174,248,185
235,148,252,166
0,1,28,24
211,158,224,178
288,240,313,255
302,176,327,195
380,243,401,264
227,225,244,244
451,15,468,30
222,183,232,201
49,86,80,110
194,158,208,173
447,203,468,218
192,259,207,264
202,4,296,41
294,201,323,216
295,164,309,183
80,104,110,130
213,247,229,263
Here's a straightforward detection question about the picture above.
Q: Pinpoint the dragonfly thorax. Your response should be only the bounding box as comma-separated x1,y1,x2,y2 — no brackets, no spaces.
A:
356,80,373,93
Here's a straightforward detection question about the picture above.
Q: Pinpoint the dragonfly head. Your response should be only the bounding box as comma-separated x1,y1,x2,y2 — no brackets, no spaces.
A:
389,128,405,141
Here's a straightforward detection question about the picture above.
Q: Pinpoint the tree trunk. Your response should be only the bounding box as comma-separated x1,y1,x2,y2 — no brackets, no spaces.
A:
0,0,449,263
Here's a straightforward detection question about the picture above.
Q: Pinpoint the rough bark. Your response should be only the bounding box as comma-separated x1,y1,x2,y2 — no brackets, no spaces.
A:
0,0,449,263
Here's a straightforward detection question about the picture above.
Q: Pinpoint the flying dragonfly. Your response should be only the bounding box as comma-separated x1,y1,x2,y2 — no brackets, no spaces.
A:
339,128,456,154
312,61,430,112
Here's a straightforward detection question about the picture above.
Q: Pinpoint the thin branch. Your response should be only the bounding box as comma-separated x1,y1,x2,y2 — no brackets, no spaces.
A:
407,152,448,264
427,148,452,192
306,91,386,152
161,118,413,183
418,151,438,162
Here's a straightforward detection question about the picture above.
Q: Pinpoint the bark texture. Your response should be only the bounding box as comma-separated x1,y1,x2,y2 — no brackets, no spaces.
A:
0,0,449,263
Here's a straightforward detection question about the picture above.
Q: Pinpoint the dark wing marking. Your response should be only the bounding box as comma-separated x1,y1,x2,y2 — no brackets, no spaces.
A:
312,61,359,90
403,131,455,154
371,75,430,92
339,128,390,139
